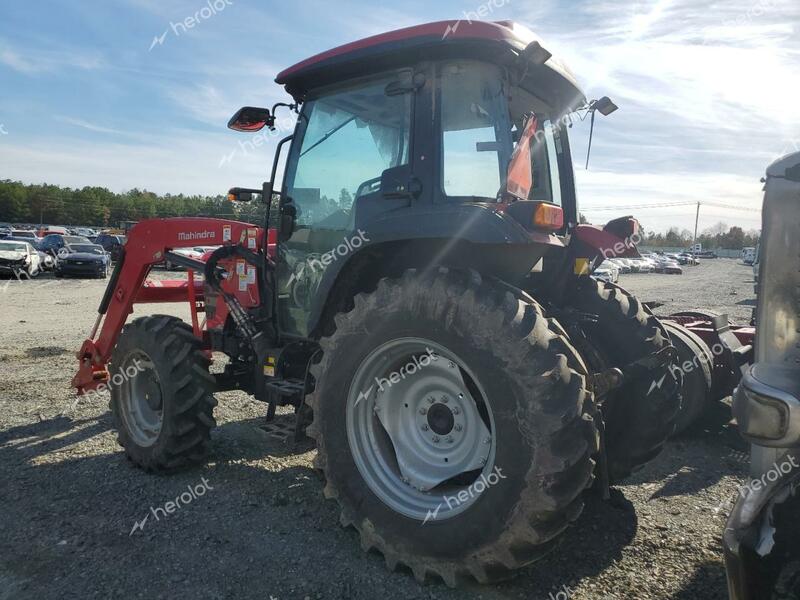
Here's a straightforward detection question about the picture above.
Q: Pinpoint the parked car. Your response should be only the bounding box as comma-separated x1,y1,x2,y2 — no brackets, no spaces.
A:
163,246,220,269
9,230,39,240
593,262,619,283
633,258,652,273
41,225,68,236
94,233,126,262
39,234,91,257
652,256,683,274
73,227,97,238
55,243,111,278
0,240,41,277
6,236,54,271
608,257,631,274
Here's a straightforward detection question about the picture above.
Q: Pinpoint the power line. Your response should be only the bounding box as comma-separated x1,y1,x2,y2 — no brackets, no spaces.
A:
581,200,761,213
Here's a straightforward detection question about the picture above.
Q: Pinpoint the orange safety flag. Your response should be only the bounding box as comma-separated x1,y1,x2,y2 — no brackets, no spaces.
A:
505,115,538,201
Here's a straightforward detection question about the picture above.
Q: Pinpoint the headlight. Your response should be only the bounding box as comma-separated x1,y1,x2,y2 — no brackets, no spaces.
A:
735,386,789,441
733,365,800,447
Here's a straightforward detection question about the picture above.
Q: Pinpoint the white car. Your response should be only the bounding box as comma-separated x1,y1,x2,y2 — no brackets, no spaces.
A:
595,260,620,282
165,246,219,270
592,266,616,283
608,258,630,274
0,240,41,277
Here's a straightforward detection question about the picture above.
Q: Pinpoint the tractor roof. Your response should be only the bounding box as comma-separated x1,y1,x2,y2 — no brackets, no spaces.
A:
276,20,586,110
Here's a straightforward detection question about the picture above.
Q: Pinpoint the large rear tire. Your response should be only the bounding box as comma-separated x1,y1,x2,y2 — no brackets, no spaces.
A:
109,315,217,472
306,268,599,586
661,320,713,435
565,278,682,482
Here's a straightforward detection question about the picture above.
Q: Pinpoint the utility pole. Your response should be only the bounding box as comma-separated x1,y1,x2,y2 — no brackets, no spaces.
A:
692,201,700,251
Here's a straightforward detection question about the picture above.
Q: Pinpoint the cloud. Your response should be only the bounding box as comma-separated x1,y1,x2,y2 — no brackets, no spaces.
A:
0,46,105,74
56,117,130,136
515,0,800,231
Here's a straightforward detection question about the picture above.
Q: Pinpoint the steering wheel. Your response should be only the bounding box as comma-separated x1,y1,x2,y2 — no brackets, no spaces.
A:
354,176,382,199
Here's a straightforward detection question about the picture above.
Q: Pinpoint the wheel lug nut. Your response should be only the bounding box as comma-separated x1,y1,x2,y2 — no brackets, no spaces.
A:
421,424,429,431
432,436,440,443
419,407,427,415
442,397,449,404
455,424,462,431
483,437,491,445
446,436,453,443
452,407,459,414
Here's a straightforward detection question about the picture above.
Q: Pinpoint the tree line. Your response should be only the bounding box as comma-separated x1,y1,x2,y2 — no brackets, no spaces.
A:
640,224,759,250
2,179,759,250
0,179,266,228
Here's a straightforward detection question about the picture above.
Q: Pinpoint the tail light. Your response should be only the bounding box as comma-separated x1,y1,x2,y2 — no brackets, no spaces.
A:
533,202,564,230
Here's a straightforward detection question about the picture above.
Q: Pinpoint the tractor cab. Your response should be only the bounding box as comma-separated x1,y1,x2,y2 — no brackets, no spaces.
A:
230,20,613,338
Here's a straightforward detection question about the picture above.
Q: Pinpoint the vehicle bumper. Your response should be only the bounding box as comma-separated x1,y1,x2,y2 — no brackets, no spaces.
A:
723,455,800,600
0,261,27,273
56,263,106,276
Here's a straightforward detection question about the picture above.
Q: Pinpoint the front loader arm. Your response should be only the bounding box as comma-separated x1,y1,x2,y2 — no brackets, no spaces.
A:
72,217,260,394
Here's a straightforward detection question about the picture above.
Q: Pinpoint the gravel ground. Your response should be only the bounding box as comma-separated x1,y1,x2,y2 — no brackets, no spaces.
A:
0,259,755,600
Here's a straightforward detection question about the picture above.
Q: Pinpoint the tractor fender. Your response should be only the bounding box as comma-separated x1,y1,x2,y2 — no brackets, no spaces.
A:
304,205,564,337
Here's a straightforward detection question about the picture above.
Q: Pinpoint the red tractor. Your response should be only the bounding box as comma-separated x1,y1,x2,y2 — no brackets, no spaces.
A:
73,20,684,585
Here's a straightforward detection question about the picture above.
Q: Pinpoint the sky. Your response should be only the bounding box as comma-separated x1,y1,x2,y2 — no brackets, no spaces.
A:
0,0,798,233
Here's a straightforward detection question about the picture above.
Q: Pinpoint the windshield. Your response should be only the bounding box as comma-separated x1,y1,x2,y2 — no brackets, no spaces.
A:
67,244,104,254
0,242,27,252
285,70,412,228
439,60,566,205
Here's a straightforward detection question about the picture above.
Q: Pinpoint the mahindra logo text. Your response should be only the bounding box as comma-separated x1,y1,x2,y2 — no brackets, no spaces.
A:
177,231,216,242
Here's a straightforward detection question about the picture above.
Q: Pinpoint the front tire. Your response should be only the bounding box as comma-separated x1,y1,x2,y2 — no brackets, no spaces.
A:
109,315,217,471
306,269,598,586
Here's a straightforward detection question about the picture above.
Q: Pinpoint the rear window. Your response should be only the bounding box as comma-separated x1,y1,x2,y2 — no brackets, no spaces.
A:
0,242,27,252
68,244,104,254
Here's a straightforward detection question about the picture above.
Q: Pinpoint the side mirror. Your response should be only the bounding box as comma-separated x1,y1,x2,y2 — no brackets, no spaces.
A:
591,96,618,116
520,40,552,66
380,164,422,199
227,107,274,132
278,199,296,242
227,187,261,202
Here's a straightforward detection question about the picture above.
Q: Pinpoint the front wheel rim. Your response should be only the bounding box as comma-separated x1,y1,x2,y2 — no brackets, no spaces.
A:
346,338,497,522
118,351,164,447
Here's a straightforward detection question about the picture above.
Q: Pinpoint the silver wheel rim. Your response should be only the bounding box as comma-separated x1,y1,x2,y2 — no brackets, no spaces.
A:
118,351,163,447
346,338,496,521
